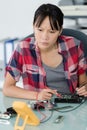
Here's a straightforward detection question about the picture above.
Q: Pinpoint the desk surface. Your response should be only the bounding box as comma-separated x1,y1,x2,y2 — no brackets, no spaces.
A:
0,90,87,130
59,5,87,18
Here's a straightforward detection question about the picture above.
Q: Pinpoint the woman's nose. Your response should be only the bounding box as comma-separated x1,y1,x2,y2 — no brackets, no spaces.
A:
42,31,49,40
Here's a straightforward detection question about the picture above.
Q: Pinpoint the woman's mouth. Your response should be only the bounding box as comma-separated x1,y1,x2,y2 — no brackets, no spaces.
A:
40,42,48,45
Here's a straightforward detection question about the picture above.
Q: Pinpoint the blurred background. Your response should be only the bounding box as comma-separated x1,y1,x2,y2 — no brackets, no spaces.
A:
0,0,87,39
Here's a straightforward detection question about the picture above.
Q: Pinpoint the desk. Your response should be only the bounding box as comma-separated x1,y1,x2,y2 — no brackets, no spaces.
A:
0,90,87,130
59,5,87,18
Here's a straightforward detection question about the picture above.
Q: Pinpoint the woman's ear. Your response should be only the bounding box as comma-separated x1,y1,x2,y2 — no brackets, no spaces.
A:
33,25,35,36
59,26,63,36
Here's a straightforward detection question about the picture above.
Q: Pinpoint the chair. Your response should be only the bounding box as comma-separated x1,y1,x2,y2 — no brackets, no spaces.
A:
23,28,87,58
62,28,87,58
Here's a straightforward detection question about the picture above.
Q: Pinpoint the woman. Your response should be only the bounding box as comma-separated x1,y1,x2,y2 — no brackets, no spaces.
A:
3,3,87,100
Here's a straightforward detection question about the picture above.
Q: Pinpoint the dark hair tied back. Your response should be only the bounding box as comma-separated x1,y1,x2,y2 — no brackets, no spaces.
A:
33,3,64,30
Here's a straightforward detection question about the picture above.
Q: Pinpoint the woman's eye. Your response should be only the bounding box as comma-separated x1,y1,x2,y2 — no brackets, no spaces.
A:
38,28,42,31
50,30,55,33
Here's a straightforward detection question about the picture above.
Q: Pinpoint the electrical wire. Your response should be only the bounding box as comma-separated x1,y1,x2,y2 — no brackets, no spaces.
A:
35,93,54,123
40,110,53,123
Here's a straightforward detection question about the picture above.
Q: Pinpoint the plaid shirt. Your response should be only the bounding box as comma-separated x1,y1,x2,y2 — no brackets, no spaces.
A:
6,35,87,93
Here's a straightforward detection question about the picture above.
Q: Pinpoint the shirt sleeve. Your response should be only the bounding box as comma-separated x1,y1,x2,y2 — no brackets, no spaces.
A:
6,42,23,81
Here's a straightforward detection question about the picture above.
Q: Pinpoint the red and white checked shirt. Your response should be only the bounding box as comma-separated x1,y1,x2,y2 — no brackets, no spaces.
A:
6,35,87,93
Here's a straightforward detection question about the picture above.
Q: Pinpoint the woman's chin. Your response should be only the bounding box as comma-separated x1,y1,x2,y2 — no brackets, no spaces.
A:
38,45,49,51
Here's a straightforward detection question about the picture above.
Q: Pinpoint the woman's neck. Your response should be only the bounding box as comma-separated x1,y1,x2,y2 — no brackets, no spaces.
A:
40,42,58,54
40,44,62,68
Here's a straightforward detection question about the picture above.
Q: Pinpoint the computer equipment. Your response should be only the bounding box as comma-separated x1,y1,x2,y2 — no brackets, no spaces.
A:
54,93,85,103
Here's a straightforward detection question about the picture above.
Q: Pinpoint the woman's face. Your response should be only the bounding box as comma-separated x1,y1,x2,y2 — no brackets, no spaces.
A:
33,16,61,52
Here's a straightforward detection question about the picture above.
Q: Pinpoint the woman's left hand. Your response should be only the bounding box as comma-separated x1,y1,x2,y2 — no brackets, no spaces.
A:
76,85,87,97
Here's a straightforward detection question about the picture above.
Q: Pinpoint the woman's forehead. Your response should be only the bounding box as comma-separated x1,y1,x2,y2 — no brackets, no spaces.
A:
35,16,56,28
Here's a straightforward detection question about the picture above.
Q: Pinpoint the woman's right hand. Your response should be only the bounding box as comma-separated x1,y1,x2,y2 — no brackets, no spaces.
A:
37,88,57,100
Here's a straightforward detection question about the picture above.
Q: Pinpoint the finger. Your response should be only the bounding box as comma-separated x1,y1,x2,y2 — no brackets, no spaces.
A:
44,88,57,95
84,94,87,97
43,95,52,100
77,91,87,96
77,89,85,94
76,86,85,93
41,92,52,100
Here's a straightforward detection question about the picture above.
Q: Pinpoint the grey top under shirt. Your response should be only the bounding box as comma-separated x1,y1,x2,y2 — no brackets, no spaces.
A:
43,61,71,94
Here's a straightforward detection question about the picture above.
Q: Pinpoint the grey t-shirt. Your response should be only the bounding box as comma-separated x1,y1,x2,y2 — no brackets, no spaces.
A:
43,62,71,94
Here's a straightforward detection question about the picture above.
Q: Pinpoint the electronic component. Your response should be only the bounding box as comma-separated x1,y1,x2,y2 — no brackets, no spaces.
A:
4,107,17,117
0,113,10,120
7,107,17,114
13,101,40,130
54,94,85,103
0,119,10,125
54,115,64,123
33,102,45,110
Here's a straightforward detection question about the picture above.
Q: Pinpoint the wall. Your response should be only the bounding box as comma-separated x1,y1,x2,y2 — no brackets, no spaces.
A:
0,0,59,39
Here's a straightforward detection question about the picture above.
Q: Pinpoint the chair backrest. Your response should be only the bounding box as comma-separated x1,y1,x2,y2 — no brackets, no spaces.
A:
62,28,87,58
23,28,87,58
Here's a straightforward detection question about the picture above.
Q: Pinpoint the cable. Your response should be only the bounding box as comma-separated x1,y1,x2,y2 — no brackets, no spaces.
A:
40,110,53,123
35,94,54,123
